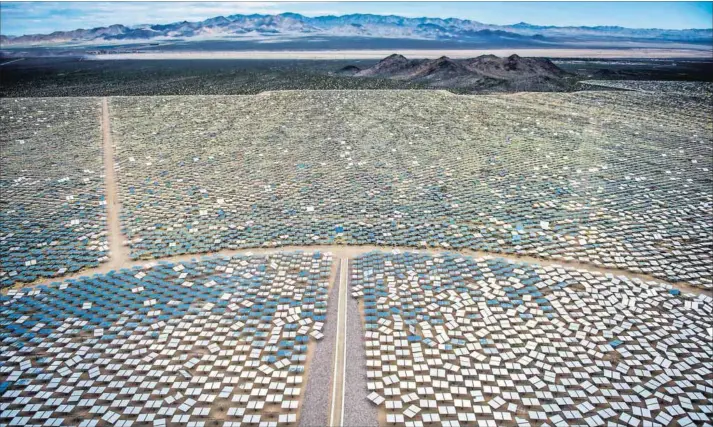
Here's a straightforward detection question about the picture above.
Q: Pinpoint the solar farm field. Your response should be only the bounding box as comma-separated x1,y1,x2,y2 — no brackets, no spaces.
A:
350,251,712,427
109,90,711,290
0,98,107,287
1,252,333,426
1,87,712,426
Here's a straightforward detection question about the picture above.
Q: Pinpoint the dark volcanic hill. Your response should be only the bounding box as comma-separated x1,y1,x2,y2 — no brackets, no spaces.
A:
338,54,574,92
462,54,569,79
334,64,362,76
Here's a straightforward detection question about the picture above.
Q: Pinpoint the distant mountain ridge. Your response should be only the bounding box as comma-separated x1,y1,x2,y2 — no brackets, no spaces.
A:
1,12,711,46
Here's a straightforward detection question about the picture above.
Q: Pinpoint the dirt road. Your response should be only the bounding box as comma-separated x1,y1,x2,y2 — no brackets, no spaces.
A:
101,97,131,269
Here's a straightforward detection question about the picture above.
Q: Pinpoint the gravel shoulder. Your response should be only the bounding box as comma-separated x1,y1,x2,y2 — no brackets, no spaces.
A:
343,266,379,427
300,259,340,427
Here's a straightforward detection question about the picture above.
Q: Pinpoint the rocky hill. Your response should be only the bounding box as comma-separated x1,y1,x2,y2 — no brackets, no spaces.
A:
335,54,574,92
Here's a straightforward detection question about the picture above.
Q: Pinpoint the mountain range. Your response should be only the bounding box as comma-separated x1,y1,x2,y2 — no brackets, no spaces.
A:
1,13,711,47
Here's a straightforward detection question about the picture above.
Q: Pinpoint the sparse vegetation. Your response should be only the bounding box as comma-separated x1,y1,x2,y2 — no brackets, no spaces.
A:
1,57,711,97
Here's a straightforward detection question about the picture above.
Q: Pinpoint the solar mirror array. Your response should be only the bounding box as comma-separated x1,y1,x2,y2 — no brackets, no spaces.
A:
109,91,710,291
1,98,107,288
0,252,332,426
350,251,713,427
0,87,711,426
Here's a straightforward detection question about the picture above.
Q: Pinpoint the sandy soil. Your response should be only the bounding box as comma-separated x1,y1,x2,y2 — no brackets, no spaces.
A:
87,48,713,60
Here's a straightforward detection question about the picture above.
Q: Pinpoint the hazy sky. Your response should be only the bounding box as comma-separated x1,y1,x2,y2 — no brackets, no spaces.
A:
1,2,711,36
